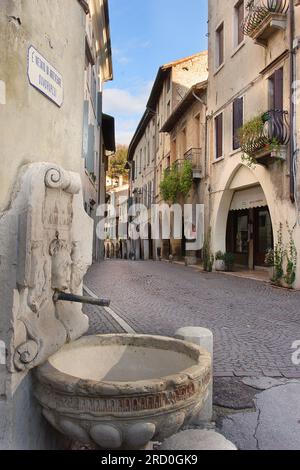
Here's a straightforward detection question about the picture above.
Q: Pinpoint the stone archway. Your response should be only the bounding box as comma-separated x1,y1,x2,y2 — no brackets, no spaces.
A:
210,163,278,262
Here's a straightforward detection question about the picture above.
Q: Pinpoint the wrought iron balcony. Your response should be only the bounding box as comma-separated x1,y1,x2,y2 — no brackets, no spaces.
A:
184,148,203,179
240,109,290,165
242,0,289,46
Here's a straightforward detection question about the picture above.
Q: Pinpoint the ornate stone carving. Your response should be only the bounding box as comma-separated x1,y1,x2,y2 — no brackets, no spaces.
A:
33,334,212,450
0,163,93,372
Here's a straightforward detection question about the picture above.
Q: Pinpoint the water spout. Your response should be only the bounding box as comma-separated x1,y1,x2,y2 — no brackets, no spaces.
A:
53,291,110,307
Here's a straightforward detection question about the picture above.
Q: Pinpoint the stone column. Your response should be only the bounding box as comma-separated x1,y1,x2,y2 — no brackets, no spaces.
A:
175,327,213,424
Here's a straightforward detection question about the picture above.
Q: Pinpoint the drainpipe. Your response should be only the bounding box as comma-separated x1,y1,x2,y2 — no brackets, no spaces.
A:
192,91,208,178
192,91,210,238
289,0,296,204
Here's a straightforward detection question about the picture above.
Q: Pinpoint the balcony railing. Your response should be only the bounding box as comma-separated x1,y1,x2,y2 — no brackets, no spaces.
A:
184,148,203,179
240,109,290,165
242,0,289,46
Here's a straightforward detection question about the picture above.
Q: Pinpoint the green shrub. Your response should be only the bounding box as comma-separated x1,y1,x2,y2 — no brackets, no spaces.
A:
160,160,193,203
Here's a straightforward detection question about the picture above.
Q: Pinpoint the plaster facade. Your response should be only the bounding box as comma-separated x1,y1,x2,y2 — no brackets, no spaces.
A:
128,52,208,261
0,0,99,449
0,0,86,213
207,0,300,287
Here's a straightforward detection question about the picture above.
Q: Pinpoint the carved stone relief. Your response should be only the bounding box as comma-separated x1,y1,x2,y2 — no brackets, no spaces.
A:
0,163,93,372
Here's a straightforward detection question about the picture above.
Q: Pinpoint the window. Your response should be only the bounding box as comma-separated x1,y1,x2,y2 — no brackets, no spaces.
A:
166,74,171,93
269,68,283,110
131,160,136,182
216,23,224,68
234,1,244,48
147,142,150,165
167,155,171,170
139,149,142,174
233,97,244,150
215,113,223,159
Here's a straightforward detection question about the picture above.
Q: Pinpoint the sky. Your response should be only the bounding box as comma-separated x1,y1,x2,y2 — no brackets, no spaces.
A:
103,0,208,146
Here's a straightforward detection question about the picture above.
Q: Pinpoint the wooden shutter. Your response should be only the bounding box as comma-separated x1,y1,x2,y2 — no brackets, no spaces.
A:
215,114,223,159
82,100,89,160
217,24,224,67
233,97,243,150
86,124,95,173
269,68,283,110
274,68,283,110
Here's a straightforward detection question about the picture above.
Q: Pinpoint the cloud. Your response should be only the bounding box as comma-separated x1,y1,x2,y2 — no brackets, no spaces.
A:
103,86,150,116
115,129,137,146
112,48,131,65
103,82,153,147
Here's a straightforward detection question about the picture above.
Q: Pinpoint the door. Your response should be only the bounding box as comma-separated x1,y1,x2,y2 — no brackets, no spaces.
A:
226,210,249,267
253,207,273,266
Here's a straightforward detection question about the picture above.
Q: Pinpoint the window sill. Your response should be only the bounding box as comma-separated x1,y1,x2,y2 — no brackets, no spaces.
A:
229,148,242,157
212,156,225,164
214,62,225,76
231,41,246,58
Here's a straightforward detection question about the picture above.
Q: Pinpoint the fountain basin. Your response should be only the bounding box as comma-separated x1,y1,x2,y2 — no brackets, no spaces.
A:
34,334,211,449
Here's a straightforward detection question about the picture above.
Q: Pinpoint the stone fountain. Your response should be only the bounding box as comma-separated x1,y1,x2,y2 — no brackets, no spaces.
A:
0,162,212,450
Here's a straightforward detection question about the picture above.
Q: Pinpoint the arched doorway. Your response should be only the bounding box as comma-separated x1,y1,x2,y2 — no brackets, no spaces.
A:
213,164,275,270
226,185,273,269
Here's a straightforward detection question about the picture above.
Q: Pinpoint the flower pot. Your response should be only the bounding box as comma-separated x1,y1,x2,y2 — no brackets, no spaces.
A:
215,259,225,272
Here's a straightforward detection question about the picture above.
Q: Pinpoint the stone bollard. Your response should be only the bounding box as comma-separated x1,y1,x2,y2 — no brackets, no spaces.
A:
175,327,213,424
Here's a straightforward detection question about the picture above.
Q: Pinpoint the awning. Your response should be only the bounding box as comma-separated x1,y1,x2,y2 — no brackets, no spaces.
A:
230,186,267,211
102,114,116,152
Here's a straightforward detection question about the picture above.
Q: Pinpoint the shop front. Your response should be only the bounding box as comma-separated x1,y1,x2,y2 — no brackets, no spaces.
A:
226,186,273,269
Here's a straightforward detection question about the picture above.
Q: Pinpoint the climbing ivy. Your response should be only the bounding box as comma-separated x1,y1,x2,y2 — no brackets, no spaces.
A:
160,160,193,203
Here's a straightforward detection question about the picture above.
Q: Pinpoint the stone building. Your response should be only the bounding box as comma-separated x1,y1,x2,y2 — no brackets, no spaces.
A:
160,81,208,263
80,0,115,261
207,0,300,287
127,52,208,260
0,0,114,449
104,176,129,258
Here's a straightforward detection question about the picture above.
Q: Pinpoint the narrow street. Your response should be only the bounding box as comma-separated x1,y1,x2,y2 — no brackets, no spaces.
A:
84,259,300,379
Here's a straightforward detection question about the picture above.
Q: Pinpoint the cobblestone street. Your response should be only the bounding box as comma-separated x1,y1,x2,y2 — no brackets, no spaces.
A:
84,260,300,379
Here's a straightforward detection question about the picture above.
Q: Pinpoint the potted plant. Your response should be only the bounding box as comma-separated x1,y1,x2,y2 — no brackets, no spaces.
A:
264,248,274,281
215,251,225,271
224,252,235,272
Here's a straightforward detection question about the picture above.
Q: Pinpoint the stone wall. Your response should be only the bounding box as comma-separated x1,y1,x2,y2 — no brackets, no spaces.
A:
0,0,88,449
0,0,86,212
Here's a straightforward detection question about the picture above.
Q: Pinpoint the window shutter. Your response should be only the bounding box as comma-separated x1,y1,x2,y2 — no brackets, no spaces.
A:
131,161,135,182
218,25,224,66
233,97,243,150
82,100,89,160
215,114,223,159
97,92,102,126
274,68,283,110
86,124,95,173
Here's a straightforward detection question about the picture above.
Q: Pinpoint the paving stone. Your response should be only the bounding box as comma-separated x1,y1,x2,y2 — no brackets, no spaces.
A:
220,382,300,450
219,411,259,450
213,378,257,410
255,383,300,450
84,260,300,381
159,429,237,451
242,377,290,390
